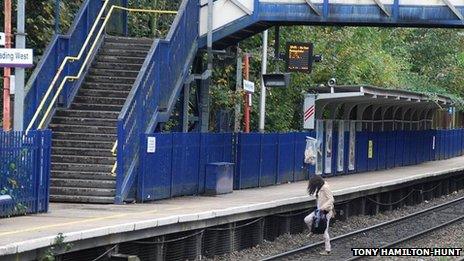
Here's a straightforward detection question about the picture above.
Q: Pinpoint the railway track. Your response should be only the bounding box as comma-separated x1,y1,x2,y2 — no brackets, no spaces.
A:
262,197,464,261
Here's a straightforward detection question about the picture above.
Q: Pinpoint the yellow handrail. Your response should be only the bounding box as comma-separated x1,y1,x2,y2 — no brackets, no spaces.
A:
111,141,117,156
26,5,177,133
25,0,111,133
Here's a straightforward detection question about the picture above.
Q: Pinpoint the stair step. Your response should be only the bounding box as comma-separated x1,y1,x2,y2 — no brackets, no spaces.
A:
74,96,126,106
51,178,116,189
50,186,116,197
103,42,152,51
52,170,115,180
96,55,146,65
50,194,114,204
70,103,123,111
105,35,153,45
100,48,148,57
52,139,114,150
52,147,113,157
52,155,115,165
78,89,130,98
50,124,116,134
89,68,140,78
86,75,136,85
93,62,143,71
52,117,117,127
81,82,133,92
53,131,116,142
55,109,119,119
52,162,113,172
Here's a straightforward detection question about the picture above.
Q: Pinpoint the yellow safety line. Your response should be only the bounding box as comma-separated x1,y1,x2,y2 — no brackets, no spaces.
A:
26,5,177,133
0,206,184,237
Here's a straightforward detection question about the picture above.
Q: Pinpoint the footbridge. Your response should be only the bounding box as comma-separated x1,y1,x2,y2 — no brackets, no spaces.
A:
21,0,464,204
200,0,464,48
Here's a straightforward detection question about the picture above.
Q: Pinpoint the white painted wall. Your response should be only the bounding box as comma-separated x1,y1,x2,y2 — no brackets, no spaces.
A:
199,0,254,36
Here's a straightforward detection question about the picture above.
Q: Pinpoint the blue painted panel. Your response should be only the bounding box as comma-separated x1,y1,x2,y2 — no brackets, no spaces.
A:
277,133,295,184
142,134,172,201
343,131,350,174
377,131,387,170
260,134,278,186
444,130,451,159
294,132,309,181
395,131,405,167
236,133,261,189
367,132,377,172
461,129,464,155
199,133,233,193
331,130,338,176
171,133,200,197
0,130,51,217
356,132,368,173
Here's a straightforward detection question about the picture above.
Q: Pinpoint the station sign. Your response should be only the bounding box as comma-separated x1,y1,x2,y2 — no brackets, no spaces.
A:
243,79,255,93
0,48,34,68
286,42,313,73
0,33,5,46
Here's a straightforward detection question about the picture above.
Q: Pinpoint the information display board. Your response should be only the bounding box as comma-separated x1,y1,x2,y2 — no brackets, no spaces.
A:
286,42,313,73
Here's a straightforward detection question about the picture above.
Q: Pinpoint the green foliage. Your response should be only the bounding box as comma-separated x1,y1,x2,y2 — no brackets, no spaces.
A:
40,233,73,261
210,26,464,132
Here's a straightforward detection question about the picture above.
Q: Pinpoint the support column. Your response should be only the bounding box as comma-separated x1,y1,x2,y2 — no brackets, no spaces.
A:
200,0,214,132
182,82,190,132
14,0,26,131
259,30,268,132
234,47,243,132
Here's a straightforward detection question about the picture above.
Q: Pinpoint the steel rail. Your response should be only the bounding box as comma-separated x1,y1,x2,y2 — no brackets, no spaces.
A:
262,196,464,260
26,5,177,133
346,213,464,261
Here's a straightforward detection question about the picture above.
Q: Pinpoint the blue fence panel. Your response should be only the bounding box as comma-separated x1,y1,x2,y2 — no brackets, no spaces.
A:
198,133,233,193
277,133,295,184
331,130,338,176
236,133,261,189
377,131,387,170
343,131,350,174
0,130,51,217
294,132,309,181
385,131,396,169
446,130,452,159
140,134,173,201
171,133,201,197
356,132,368,173
394,131,404,167
461,129,464,155
367,132,377,172
260,134,278,186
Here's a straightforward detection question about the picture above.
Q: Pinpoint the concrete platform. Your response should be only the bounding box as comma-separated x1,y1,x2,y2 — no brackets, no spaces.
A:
2,156,464,258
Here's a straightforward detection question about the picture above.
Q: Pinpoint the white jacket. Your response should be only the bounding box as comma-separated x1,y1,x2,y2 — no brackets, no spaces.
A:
317,183,335,217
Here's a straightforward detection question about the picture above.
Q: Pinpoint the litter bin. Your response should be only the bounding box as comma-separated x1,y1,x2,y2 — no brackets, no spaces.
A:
205,162,234,195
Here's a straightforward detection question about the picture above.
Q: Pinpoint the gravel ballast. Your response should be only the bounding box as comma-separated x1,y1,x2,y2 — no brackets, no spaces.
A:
205,189,464,261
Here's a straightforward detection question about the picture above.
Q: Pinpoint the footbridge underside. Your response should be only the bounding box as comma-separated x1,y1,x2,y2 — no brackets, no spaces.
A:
199,0,464,48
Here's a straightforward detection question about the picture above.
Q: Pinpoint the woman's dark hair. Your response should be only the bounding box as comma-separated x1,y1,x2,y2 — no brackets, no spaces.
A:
307,175,325,196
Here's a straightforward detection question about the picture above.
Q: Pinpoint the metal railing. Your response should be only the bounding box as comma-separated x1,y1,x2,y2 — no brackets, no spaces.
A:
25,3,177,133
115,0,199,203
